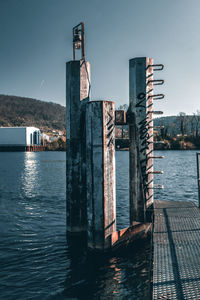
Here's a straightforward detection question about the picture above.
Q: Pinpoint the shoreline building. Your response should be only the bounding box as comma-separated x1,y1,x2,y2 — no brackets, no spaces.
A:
0,127,41,151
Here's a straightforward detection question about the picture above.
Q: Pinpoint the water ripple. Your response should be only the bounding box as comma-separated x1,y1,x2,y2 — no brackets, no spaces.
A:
1,150,196,299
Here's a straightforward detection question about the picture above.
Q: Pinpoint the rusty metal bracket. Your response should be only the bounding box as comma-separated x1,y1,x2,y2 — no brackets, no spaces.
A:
147,111,163,115
146,64,164,71
147,171,164,175
148,94,165,100
147,79,164,86
148,184,164,189
149,156,164,159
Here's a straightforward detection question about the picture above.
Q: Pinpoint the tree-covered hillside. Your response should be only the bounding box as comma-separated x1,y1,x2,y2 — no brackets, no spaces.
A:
154,112,200,137
0,95,65,131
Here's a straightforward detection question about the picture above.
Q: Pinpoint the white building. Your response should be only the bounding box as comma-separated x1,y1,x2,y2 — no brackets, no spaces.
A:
0,127,41,146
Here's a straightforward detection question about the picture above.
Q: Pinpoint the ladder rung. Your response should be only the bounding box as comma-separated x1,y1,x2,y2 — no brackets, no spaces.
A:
146,64,164,71
148,171,164,174
148,184,164,189
147,79,164,86
149,156,164,159
148,94,165,100
152,111,163,115
147,111,164,115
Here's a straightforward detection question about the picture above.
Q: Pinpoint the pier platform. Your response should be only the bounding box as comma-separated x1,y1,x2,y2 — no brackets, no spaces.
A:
153,200,200,299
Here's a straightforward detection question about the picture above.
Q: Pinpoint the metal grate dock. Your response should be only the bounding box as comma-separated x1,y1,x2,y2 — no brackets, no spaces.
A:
153,200,200,299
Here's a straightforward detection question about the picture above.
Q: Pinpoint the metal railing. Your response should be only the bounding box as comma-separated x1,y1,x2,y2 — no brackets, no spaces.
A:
196,153,200,208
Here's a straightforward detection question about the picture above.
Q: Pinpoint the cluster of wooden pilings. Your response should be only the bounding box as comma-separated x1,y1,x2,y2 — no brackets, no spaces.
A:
66,57,164,251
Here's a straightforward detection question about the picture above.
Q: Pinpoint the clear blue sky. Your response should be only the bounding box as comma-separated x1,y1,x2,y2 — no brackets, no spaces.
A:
0,0,199,116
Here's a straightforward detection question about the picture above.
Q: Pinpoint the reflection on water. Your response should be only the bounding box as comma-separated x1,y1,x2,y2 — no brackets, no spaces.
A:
21,152,39,198
62,238,150,300
154,150,198,204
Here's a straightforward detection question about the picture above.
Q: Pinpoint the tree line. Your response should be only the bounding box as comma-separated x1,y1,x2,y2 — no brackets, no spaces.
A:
158,111,200,139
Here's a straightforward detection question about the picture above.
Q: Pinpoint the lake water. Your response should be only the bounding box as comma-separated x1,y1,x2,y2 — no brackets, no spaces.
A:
0,150,198,299
153,150,198,204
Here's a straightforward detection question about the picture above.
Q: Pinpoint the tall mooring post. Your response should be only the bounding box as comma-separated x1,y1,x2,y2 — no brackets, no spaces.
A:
129,57,164,224
86,101,116,250
66,59,91,233
129,57,154,223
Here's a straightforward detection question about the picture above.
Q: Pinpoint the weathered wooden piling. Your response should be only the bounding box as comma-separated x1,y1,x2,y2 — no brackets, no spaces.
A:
66,59,91,233
86,100,116,250
65,23,165,251
129,57,154,224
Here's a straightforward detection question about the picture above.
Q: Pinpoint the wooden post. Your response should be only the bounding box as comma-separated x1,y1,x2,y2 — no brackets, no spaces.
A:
129,57,154,224
86,101,116,250
66,59,91,233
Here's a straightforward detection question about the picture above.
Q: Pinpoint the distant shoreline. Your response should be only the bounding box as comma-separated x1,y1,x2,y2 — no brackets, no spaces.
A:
117,148,200,151
116,137,200,151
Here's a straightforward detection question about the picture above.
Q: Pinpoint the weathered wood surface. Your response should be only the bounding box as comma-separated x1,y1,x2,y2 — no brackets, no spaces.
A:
153,200,200,299
129,57,154,224
66,60,90,233
65,56,156,251
86,101,116,250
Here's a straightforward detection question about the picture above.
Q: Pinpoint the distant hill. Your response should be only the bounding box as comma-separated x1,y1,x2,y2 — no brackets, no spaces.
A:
0,95,65,132
154,116,178,134
154,115,200,136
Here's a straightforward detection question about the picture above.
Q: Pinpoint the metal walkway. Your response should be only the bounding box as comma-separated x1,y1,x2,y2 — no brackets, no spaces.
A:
153,200,200,299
